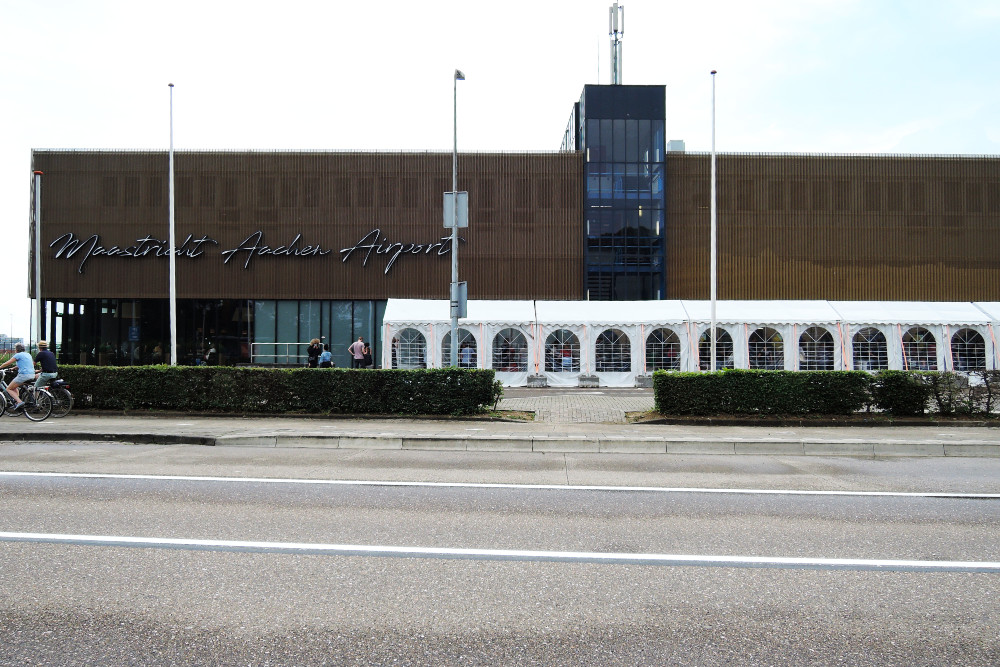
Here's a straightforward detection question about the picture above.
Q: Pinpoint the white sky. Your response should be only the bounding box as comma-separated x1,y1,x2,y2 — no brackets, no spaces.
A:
2,0,998,342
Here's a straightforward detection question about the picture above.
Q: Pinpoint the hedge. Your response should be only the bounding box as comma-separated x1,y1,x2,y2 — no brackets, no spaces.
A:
653,369,871,416
653,369,1000,417
56,365,503,416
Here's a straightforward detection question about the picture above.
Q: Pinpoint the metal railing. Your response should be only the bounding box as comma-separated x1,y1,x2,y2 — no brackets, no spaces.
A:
250,342,310,366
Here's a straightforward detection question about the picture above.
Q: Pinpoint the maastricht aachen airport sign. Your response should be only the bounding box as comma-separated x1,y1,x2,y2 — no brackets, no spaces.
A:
49,228,458,274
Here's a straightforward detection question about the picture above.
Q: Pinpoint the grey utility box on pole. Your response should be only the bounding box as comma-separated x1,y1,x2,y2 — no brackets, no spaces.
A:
443,191,469,228
450,281,467,319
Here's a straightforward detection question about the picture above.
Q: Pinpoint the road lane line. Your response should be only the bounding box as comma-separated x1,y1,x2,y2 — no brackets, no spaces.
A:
1,471,997,499
1,531,998,572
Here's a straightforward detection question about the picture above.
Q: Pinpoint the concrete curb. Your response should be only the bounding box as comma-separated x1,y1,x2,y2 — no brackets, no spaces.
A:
3,430,999,457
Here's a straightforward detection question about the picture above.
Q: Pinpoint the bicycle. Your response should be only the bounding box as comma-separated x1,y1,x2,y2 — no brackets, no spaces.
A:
1,369,53,421
28,377,73,418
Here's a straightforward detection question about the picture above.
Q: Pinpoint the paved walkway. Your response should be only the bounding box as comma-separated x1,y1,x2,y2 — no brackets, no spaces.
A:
498,388,654,423
0,386,997,456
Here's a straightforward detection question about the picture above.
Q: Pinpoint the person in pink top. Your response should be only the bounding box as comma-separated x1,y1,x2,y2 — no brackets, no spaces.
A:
347,336,366,369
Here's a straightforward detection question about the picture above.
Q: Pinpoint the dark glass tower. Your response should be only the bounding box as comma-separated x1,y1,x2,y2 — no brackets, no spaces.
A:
562,85,666,300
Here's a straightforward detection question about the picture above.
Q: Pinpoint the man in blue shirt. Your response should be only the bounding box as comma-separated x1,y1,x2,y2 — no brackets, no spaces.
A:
34,340,59,388
0,343,35,411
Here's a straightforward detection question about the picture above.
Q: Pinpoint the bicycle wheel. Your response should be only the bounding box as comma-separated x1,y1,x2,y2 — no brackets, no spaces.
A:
23,390,53,421
49,386,74,418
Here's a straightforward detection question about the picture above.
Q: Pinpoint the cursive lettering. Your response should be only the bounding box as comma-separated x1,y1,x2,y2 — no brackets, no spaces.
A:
221,231,333,269
340,228,455,275
49,233,217,274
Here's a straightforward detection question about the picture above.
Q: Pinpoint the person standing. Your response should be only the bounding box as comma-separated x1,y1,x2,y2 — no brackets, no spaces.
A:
34,340,59,388
347,336,365,369
306,338,322,368
460,342,474,368
0,343,35,411
362,342,374,368
319,344,333,368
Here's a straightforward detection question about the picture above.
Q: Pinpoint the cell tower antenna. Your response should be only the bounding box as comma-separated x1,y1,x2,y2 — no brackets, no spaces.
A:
609,3,624,84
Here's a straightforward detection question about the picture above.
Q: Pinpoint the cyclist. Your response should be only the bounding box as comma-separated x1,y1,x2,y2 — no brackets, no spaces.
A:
34,340,59,389
0,343,35,411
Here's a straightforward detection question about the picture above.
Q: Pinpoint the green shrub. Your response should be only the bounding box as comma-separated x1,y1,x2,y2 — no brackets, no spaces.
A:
57,365,499,416
870,371,931,416
653,369,871,416
912,371,968,415
970,370,1000,414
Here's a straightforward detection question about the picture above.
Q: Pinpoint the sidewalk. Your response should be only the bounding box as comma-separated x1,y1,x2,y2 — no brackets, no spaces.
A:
0,386,997,457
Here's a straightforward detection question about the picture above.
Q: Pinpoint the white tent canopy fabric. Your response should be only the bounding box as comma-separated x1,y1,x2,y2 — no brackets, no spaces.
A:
382,299,1000,387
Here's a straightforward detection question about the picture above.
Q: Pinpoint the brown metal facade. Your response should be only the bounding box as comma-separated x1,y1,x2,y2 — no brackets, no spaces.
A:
32,151,585,301
665,153,1000,300
33,150,1000,304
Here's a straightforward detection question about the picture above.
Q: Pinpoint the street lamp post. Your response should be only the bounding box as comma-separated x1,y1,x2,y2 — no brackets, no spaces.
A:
450,69,465,367
710,70,718,372
168,83,177,366
32,171,43,349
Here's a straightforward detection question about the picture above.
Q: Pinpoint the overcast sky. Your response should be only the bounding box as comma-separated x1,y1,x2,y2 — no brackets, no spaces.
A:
2,0,998,342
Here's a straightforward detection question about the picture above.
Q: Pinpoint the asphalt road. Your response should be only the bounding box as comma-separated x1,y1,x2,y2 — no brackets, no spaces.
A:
1,444,999,665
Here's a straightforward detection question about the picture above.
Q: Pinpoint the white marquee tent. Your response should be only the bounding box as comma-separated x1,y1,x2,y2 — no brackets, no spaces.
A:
382,299,1000,387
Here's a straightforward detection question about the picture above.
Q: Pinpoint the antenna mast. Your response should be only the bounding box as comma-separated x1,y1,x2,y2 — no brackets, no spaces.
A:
609,3,624,84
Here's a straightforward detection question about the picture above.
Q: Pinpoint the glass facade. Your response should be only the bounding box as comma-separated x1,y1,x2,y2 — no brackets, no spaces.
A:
42,298,253,367
571,85,666,300
251,299,385,367
41,298,385,368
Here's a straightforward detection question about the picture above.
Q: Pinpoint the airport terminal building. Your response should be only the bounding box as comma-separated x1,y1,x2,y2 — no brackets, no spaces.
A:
29,84,1000,375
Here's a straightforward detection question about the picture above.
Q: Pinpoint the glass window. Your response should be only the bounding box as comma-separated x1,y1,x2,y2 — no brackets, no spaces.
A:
330,301,354,368
353,301,373,347
800,327,835,370
650,163,664,196
637,120,651,162
612,164,626,198
492,328,528,372
396,328,426,369
749,327,784,370
903,327,937,370
544,329,580,373
585,164,609,200
599,119,613,164
625,119,639,162
651,120,665,161
301,301,322,343
596,328,631,372
625,164,641,200
613,119,626,162
252,301,276,364
442,328,478,368
951,328,985,372
275,301,299,350
587,119,601,161
646,328,680,372
852,327,888,371
699,328,734,370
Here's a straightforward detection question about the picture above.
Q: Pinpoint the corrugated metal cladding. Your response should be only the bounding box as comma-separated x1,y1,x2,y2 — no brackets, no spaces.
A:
666,153,1000,300
32,151,585,301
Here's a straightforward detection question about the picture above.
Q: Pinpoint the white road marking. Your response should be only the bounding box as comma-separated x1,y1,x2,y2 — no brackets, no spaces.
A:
1,531,997,572
1,471,997,499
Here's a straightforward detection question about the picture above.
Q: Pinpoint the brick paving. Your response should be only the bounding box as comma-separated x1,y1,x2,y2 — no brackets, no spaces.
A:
498,388,654,423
